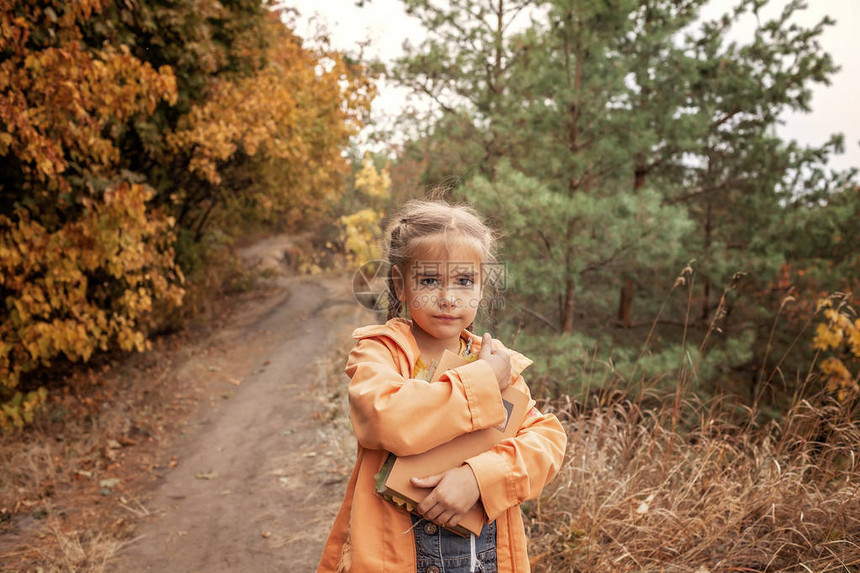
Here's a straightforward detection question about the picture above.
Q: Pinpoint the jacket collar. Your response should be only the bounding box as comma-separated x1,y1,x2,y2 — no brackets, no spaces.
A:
351,318,533,376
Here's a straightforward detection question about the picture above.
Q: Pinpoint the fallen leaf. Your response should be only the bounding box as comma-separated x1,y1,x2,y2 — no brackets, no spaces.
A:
195,471,219,480
99,478,121,496
636,493,656,515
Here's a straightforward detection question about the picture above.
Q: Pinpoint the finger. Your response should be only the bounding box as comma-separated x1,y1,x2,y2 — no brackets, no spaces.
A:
425,504,444,523
411,473,444,489
417,494,435,515
437,509,456,527
479,332,493,358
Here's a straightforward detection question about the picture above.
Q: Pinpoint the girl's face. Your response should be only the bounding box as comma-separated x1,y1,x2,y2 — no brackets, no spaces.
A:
397,241,484,343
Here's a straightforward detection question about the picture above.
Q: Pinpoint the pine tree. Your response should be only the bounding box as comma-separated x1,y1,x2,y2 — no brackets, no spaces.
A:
391,0,852,395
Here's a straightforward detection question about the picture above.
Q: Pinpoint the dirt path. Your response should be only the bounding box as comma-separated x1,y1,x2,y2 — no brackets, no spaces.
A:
108,260,372,572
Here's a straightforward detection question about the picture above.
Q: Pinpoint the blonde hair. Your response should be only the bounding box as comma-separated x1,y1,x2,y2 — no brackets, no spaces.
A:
383,199,498,323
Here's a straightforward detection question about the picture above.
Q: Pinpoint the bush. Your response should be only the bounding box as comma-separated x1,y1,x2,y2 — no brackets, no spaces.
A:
0,184,183,429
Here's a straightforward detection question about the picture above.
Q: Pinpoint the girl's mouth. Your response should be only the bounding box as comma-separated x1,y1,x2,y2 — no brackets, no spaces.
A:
434,314,458,321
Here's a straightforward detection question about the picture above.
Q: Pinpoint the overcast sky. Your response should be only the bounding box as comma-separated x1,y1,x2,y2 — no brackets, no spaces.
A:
287,0,859,173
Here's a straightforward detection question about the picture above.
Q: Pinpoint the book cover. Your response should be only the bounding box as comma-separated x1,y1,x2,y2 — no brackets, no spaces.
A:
375,349,530,537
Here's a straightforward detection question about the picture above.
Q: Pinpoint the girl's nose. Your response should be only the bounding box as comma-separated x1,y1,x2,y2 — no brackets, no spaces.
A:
439,285,456,307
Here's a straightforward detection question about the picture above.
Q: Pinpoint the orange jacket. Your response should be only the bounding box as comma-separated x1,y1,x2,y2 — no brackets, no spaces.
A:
317,318,567,572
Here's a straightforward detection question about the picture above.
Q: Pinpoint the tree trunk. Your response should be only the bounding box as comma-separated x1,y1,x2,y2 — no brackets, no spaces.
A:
633,167,647,191
562,278,575,333
618,165,647,328
483,0,506,179
617,278,634,328
560,3,581,335
702,200,712,320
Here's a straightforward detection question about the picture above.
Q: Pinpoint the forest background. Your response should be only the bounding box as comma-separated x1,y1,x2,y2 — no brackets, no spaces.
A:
1,0,859,570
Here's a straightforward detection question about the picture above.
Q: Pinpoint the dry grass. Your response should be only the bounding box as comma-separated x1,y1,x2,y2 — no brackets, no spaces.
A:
0,358,174,572
310,349,359,479
527,390,860,572
31,520,123,573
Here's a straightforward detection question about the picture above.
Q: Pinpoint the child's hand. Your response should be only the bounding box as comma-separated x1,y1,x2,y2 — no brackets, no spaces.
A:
478,332,512,391
411,465,481,529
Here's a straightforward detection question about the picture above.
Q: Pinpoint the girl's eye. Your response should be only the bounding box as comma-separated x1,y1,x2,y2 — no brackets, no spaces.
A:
419,277,440,287
457,277,474,287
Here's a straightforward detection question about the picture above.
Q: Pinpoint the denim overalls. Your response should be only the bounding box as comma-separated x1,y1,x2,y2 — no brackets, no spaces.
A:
411,514,498,573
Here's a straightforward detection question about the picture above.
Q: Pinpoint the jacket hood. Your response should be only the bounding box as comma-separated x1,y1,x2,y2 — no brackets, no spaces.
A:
351,318,533,376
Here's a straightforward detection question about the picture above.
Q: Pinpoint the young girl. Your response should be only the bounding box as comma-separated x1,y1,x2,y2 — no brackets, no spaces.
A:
317,200,567,572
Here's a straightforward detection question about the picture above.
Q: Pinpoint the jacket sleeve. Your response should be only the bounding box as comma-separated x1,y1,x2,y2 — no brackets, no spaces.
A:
464,374,567,522
346,336,508,456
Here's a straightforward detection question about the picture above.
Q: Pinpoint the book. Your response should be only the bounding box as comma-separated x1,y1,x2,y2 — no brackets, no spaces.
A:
375,348,530,537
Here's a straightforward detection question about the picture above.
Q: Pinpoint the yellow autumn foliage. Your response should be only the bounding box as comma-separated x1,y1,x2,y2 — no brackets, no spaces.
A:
0,7,176,190
340,209,383,264
168,15,375,222
339,158,390,265
0,0,183,429
355,153,392,200
0,183,184,396
0,388,48,431
813,297,860,401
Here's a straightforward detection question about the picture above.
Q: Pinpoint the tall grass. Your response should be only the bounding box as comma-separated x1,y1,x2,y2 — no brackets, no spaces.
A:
528,390,860,571
526,277,860,572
